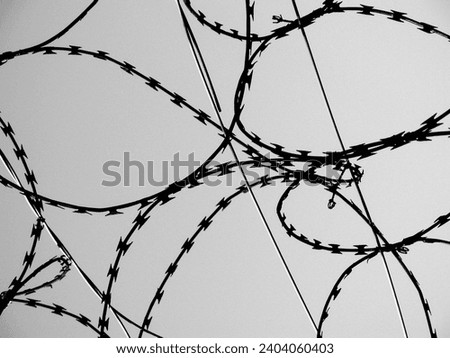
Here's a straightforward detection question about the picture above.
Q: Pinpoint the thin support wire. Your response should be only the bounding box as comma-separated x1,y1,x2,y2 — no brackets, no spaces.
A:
175,0,318,334
290,0,408,337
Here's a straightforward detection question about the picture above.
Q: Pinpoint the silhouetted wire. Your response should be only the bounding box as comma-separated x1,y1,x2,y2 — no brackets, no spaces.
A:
0,121,132,337
317,250,380,337
175,0,318,333
0,1,449,338
0,0,99,62
290,0,408,337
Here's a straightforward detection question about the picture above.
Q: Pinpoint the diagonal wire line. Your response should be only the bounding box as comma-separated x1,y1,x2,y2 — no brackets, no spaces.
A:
174,0,318,334
290,0,408,337
0,137,132,338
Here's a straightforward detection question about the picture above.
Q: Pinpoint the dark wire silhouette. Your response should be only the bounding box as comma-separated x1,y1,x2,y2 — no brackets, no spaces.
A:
173,0,318,335
289,0,408,337
0,0,449,338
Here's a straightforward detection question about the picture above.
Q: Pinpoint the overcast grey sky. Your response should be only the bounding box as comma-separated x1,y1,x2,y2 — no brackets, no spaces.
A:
0,0,450,338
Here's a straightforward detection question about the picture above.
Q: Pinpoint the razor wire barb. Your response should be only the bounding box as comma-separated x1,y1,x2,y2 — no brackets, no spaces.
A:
0,0,449,337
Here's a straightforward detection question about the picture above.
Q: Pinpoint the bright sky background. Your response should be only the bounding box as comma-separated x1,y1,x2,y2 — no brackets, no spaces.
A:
0,0,449,338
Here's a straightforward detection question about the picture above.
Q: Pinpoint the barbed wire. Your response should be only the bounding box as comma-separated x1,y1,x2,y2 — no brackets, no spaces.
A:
0,0,449,337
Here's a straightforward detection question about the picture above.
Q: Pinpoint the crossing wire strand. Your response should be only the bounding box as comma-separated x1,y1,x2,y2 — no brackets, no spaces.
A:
174,0,319,334
290,0,408,337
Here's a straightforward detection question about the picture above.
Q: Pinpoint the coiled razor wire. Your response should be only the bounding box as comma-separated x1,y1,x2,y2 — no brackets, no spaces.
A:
0,0,449,337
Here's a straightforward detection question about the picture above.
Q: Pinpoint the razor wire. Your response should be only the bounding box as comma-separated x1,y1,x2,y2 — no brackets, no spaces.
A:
0,0,449,337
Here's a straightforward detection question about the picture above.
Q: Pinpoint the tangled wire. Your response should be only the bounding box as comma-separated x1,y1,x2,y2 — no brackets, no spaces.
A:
0,0,449,338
